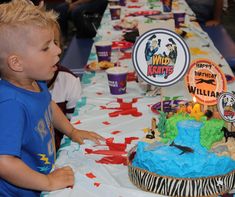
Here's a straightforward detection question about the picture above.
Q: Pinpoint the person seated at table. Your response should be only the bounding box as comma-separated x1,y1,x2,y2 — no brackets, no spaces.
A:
0,1,104,196
47,15,83,150
53,0,107,41
186,0,224,26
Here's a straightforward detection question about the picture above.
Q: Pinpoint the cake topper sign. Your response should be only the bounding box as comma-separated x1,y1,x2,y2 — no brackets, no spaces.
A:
185,59,227,105
132,28,190,87
217,92,235,122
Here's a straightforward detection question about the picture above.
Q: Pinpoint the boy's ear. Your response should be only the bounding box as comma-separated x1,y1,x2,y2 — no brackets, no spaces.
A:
7,55,23,72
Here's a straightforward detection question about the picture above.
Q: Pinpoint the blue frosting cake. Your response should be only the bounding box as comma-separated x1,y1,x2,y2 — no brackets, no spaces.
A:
132,120,235,178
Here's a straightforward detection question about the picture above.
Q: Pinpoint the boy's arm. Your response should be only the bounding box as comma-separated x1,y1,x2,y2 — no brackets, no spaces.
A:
0,155,74,191
51,101,105,144
206,0,223,26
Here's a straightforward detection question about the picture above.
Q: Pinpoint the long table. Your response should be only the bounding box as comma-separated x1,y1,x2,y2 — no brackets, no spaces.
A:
43,0,235,196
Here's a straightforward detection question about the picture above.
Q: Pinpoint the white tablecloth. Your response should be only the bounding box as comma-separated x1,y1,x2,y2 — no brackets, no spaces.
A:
43,0,235,196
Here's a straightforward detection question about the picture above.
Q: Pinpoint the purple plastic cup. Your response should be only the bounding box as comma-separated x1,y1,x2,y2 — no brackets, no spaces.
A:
106,67,128,95
162,0,172,12
119,0,126,6
109,5,121,20
173,11,186,28
95,41,112,62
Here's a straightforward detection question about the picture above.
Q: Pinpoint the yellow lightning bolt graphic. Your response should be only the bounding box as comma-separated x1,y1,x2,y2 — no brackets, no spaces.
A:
38,154,50,164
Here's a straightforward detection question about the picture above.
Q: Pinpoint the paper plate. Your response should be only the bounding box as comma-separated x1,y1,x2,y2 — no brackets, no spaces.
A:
126,10,161,17
146,13,173,20
113,24,137,31
151,100,189,114
85,61,114,72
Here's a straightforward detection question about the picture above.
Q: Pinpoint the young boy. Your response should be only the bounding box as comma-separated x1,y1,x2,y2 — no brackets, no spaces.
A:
0,0,104,196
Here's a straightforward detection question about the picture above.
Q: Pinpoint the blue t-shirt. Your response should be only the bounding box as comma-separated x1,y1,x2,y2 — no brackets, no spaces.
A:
0,80,55,197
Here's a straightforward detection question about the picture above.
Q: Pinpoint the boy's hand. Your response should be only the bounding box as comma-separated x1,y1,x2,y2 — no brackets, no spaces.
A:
46,166,74,191
70,128,105,145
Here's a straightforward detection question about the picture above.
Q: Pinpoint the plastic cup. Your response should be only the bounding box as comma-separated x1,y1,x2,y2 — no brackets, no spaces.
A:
108,0,120,6
106,67,128,95
119,0,126,6
173,11,186,28
95,41,112,62
109,5,121,20
162,0,172,12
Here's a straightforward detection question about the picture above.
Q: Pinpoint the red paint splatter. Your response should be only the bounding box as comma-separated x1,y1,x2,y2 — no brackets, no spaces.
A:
73,120,81,125
111,130,121,135
100,98,142,117
96,155,127,165
127,5,141,8
102,121,110,125
100,106,107,110
120,52,132,60
127,72,137,81
94,182,101,187
125,137,139,144
85,137,138,166
85,148,126,155
86,172,96,179
106,138,127,151
96,92,103,95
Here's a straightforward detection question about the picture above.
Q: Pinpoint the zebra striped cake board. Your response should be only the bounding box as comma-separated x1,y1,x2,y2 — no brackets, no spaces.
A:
128,146,235,197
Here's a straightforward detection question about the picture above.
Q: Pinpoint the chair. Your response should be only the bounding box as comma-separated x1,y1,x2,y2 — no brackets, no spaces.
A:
71,0,108,38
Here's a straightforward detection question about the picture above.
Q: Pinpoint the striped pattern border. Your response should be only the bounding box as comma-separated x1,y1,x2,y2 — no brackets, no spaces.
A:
128,146,235,197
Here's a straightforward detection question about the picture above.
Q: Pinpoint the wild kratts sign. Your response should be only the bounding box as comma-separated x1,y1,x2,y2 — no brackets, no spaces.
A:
185,59,227,105
132,28,190,87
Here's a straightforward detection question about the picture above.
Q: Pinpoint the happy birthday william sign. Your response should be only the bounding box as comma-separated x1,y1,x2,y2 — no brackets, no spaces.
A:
132,28,190,87
185,59,227,105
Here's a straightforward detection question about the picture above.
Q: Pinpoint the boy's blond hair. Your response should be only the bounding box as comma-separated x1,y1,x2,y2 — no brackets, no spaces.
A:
0,0,58,67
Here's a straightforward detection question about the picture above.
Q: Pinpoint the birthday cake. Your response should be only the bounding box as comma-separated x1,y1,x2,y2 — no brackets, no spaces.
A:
128,114,235,196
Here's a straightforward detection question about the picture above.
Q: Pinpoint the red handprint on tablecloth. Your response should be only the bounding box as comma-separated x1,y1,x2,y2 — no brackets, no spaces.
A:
85,137,139,165
100,98,142,117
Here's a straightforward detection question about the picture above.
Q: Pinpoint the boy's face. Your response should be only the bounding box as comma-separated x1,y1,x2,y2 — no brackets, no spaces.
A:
18,26,61,81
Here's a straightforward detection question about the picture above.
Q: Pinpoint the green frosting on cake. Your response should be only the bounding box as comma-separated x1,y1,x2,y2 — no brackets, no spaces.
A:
161,114,224,149
200,119,224,149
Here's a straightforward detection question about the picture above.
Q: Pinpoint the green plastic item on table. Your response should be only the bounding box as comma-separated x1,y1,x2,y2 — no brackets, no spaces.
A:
88,52,97,61
145,18,153,24
73,97,87,116
82,72,96,84
59,137,71,149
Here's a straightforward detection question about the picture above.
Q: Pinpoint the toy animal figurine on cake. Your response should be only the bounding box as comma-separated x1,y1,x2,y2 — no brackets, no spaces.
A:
222,126,235,142
145,117,156,139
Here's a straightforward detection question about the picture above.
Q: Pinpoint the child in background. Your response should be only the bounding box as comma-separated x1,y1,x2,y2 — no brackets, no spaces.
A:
47,11,82,150
0,0,104,196
48,11,81,121
186,0,223,26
